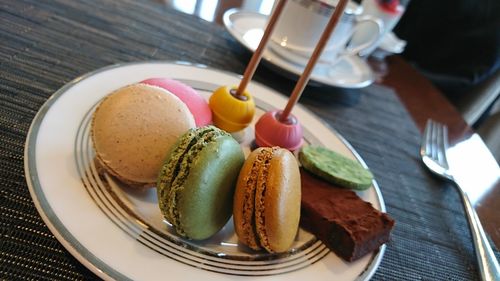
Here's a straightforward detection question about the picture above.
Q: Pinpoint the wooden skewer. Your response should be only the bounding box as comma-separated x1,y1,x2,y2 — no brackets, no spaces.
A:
234,0,288,98
279,0,349,121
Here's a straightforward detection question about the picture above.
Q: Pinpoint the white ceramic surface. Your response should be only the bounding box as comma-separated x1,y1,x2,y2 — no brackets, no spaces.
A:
223,9,375,88
269,0,381,62
350,0,405,56
368,31,407,60
25,62,386,280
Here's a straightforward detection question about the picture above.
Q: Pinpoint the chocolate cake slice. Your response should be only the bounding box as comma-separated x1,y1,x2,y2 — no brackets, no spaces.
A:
300,169,394,262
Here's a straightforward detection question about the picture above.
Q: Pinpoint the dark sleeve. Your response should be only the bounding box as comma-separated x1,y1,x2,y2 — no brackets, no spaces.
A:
394,0,500,96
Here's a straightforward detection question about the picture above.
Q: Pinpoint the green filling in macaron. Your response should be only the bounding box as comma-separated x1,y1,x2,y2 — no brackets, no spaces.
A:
157,126,219,234
298,145,374,190
157,125,244,239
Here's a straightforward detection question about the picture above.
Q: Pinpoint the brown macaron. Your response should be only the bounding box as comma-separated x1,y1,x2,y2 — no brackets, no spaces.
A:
91,83,195,188
233,147,301,253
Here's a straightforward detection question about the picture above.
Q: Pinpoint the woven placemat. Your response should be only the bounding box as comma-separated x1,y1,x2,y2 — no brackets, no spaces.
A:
0,0,498,280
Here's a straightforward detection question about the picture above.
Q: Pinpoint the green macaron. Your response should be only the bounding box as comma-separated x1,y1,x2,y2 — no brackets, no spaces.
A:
157,126,244,240
298,145,374,190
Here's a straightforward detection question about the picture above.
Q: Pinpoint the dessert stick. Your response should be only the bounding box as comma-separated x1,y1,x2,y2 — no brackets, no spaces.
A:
280,0,349,121
255,0,350,150
209,0,288,132
234,0,288,97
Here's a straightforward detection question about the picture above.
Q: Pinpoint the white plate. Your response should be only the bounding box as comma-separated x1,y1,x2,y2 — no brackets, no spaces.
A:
25,62,386,280
223,9,375,88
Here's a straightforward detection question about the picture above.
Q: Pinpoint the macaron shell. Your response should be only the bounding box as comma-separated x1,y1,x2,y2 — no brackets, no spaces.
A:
233,148,264,250
177,135,244,240
256,148,301,253
91,83,195,186
156,128,203,230
141,78,212,126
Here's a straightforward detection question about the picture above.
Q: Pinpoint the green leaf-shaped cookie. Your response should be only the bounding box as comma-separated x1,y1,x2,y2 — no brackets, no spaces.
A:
298,145,374,190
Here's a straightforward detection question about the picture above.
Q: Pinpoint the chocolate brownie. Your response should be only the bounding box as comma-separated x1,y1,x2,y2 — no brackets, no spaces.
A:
300,169,394,262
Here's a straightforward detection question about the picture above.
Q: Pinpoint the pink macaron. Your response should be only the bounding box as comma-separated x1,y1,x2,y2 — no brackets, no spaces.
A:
141,78,212,127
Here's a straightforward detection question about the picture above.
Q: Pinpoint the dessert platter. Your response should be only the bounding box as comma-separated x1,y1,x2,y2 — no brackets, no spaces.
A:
25,61,393,280
223,8,375,88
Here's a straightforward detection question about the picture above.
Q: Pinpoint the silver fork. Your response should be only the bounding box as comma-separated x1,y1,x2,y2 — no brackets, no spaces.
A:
420,119,500,281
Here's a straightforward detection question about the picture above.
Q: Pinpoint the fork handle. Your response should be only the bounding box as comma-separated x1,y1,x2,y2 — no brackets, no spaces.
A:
458,187,500,281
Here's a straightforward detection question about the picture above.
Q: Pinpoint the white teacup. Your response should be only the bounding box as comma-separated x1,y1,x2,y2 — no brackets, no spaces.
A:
350,0,406,56
269,0,383,65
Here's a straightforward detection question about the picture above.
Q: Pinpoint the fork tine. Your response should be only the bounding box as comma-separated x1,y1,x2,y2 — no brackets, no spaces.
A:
430,120,438,161
443,125,449,151
440,124,450,168
421,119,433,157
436,122,446,166
421,119,454,181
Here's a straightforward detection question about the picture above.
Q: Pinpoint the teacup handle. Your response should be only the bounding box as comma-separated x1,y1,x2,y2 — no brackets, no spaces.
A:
344,15,383,57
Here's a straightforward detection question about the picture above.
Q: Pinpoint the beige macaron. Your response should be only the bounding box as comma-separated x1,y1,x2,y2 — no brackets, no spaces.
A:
91,83,195,188
233,147,301,253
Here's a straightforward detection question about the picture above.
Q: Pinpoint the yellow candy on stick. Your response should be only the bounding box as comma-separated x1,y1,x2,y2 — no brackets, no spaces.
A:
209,0,287,133
209,86,255,132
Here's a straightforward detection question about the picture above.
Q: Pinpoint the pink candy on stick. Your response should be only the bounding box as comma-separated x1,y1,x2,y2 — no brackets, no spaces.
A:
208,0,288,132
255,0,350,150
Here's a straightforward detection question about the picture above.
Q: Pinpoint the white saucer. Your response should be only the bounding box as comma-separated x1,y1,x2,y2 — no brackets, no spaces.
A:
223,8,375,88
379,32,406,54
370,32,407,59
